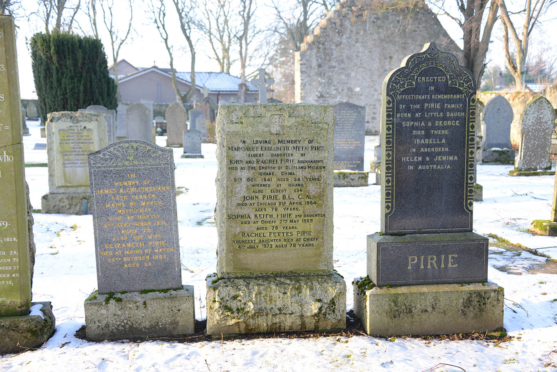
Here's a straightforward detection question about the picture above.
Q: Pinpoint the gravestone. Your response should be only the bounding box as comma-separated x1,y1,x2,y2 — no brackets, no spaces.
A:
514,97,556,173
86,105,116,144
353,43,503,336
33,143,46,150
482,96,514,164
188,108,204,131
206,103,346,335
0,16,55,354
196,114,208,137
26,101,39,120
116,104,127,140
140,100,154,121
126,103,152,143
84,140,194,340
249,68,274,104
166,102,187,147
333,102,368,187
371,144,381,185
21,107,30,136
181,129,203,158
42,111,108,214
530,170,557,236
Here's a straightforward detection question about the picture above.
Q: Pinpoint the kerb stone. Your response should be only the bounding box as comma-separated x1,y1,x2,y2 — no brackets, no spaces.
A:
333,171,369,187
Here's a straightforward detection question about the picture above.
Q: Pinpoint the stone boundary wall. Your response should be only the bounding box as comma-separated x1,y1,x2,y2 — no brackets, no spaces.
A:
295,0,463,134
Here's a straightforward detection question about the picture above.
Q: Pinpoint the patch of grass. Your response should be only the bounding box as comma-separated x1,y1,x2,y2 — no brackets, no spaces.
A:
71,224,79,231
32,209,41,213
503,357,519,364
25,163,48,167
487,233,555,262
354,276,375,295
85,290,98,302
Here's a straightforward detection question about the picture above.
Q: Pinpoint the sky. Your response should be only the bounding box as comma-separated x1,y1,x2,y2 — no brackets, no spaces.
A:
13,0,557,100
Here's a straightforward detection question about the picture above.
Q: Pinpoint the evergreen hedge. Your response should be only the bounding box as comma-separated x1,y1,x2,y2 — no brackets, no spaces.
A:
30,32,117,123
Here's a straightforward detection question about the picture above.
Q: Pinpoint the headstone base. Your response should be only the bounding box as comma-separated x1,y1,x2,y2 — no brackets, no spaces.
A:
367,232,488,286
181,154,204,159
41,193,91,215
352,279,504,336
333,171,369,187
0,302,56,355
482,149,515,164
530,220,557,236
40,127,46,138
206,273,346,336
473,183,483,201
22,128,30,136
509,170,555,177
84,286,195,341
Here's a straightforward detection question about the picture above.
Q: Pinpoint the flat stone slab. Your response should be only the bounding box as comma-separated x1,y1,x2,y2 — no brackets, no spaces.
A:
41,193,91,215
206,273,346,335
181,154,204,159
333,171,369,187
0,302,56,355
84,286,195,341
353,279,504,336
367,232,488,286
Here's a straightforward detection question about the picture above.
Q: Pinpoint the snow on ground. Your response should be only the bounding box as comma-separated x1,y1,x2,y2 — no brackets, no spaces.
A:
3,120,557,371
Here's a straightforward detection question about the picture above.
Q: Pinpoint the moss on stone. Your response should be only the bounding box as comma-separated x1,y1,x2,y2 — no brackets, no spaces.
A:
474,184,483,191
509,170,555,177
139,287,182,295
355,276,376,295
85,290,98,302
530,220,557,236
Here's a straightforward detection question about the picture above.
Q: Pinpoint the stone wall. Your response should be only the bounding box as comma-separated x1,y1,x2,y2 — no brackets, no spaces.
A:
295,0,463,134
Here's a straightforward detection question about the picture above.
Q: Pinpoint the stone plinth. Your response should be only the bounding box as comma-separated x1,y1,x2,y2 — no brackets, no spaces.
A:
353,279,504,336
473,183,483,202
41,193,91,215
0,302,56,354
84,286,195,341
530,220,557,236
333,171,369,187
367,232,488,287
206,273,346,336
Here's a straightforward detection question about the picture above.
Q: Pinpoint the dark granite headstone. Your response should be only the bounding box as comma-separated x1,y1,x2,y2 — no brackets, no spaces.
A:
88,140,182,293
381,43,476,235
333,102,365,171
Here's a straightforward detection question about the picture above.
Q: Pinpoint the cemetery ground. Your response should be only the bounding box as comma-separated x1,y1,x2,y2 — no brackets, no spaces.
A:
3,120,557,371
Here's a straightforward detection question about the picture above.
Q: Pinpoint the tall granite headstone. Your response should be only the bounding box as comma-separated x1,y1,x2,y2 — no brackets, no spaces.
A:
0,16,55,354
116,104,127,140
333,102,366,171
482,95,514,164
166,102,187,147
515,97,556,172
84,140,194,340
206,104,346,335
353,43,503,337
42,112,108,214
126,103,152,143
181,129,203,158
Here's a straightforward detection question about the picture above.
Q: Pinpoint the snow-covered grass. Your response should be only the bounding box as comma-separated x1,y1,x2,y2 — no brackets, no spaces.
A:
4,120,557,371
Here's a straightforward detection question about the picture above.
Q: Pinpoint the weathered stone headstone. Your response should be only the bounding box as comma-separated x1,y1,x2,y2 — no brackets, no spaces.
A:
353,43,503,337
21,107,30,136
515,97,556,172
126,103,152,143
0,16,55,354
195,114,208,137
482,96,514,164
181,129,203,158
188,108,204,131
371,144,381,185
84,140,194,340
332,102,368,187
140,100,154,121
26,101,39,120
206,104,346,335
42,112,108,214
86,105,116,144
166,102,187,147
116,104,127,140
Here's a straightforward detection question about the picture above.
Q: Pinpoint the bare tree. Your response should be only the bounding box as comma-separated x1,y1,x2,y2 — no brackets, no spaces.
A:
200,0,235,74
0,0,22,16
36,0,82,33
84,0,99,39
237,0,256,103
171,0,198,102
498,0,556,90
428,0,499,85
149,0,188,103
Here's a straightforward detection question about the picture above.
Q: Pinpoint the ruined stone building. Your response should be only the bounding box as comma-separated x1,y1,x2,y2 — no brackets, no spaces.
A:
295,0,463,134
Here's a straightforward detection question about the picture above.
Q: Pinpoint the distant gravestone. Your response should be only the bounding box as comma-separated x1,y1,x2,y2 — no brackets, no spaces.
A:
116,104,127,139
333,102,366,171
482,96,514,164
85,140,194,341
42,112,108,214
126,103,152,142
249,68,274,104
141,100,154,121
33,143,46,150
21,107,30,136
182,129,203,158
26,101,39,120
87,105,116,144
515,97,556,172
196,114,208,138
166,102,187,147
188,109,204,130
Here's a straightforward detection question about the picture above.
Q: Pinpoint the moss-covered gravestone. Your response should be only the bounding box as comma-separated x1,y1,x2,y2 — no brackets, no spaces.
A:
530,171,557,236
0,16,55,354
353,43,504,336
206,104,346,335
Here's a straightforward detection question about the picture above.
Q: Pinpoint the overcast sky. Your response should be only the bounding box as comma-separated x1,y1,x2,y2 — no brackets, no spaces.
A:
14,0,557,99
